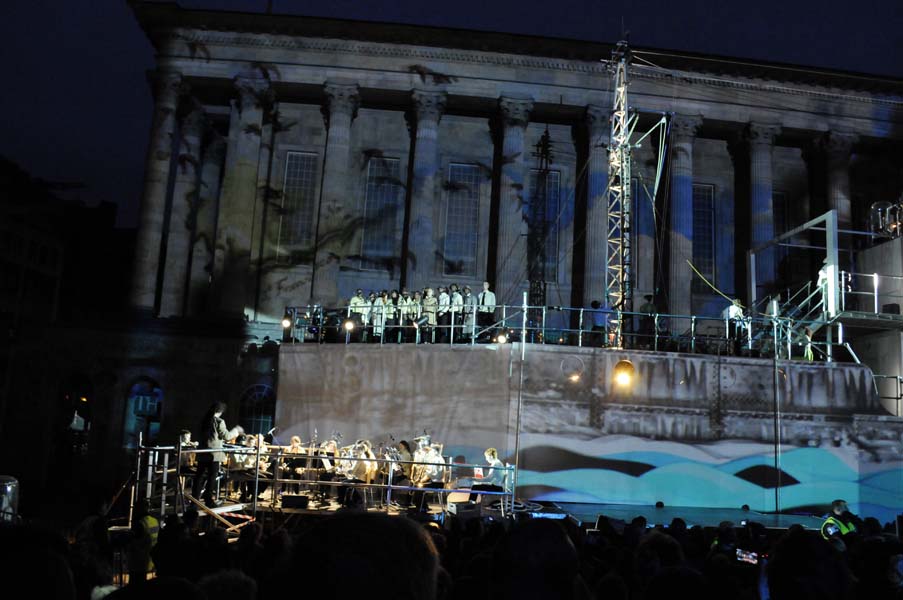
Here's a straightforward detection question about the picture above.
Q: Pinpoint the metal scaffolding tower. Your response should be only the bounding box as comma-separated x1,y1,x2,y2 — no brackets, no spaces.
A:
528,127,554,340
606,41,634,338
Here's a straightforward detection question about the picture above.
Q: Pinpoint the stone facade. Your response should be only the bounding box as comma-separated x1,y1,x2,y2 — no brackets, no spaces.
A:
128,3,903,323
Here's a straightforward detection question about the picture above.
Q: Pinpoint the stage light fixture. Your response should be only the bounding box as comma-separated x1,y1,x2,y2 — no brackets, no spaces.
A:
342,318,355,332
613,359,635,387
495,329,510,344
281,311,293,329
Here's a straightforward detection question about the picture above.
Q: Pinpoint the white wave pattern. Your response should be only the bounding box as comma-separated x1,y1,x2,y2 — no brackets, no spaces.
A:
517,434,903,523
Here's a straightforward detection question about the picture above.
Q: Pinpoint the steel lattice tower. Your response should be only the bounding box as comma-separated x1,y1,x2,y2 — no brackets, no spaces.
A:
605,41,632,338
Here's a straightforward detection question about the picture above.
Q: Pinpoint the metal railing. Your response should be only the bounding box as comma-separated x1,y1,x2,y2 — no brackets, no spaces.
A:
872,374,903,415
840,271,903,315
280,296,840,361
133,442,516,522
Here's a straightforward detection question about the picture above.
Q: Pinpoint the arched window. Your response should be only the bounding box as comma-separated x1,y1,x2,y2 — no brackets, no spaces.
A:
238,383,276,437
123,378,163,449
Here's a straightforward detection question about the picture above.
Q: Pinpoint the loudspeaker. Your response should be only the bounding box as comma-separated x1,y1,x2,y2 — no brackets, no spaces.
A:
883,303,900,315
281,494,310,509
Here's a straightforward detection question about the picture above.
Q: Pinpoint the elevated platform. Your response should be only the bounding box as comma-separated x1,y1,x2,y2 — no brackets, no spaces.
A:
558,502,826,531
837,310,903,330
191,496,827,533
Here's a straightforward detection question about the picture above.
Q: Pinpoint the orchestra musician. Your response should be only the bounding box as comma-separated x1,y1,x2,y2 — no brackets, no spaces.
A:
410,435,446,512
314,438,339,506
384,440,413,508
337,440,378,508
469,447,506,502
282,435,307,493
178,429,198,501
238,434,275,503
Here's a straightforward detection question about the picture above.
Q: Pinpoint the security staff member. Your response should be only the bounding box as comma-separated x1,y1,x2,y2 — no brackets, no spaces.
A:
821,499,859,541
128,499,160,582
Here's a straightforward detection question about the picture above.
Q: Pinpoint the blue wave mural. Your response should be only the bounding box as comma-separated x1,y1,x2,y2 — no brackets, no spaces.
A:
516,434,903,524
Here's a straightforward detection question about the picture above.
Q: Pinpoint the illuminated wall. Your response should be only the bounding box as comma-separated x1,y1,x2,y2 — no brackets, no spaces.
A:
278,343,903,522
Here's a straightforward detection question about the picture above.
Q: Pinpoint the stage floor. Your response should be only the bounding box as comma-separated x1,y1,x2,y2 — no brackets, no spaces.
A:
557,502,826,531
194,492,825,533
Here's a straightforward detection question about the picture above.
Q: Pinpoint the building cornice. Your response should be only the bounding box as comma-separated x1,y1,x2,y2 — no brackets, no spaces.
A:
162,28,903,109
630,65,903,108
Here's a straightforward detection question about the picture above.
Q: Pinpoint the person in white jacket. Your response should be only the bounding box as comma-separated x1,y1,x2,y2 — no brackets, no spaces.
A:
348,289,367,342
370,291,387,341
437,286,451,343
449,284,464,343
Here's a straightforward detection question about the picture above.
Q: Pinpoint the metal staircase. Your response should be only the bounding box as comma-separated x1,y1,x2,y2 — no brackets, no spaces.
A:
750,279,828,358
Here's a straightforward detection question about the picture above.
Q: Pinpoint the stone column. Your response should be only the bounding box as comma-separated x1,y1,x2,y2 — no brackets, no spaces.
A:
311,82,359,306
130,69,181,312
495,96,533,307
583,104,609,307
748,122,781,290
668,114,702,329
212,77,268,317
249,116,275,320
188,134,225,316
823,131,857,230
407,89,447,291
159,102,204,317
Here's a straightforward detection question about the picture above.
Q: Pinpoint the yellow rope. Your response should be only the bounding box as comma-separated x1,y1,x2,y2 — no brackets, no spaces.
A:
685,259,741,307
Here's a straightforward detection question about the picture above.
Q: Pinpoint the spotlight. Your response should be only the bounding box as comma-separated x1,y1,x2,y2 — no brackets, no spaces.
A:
568,373,581,383
342,318,355,332
281,311,293,329
495,329,510,344
613,359,635,387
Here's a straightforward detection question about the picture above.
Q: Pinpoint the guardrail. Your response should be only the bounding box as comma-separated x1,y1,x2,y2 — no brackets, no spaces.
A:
872,374,903,415
280,298,833,360
840,271,903,315
133,441,516,521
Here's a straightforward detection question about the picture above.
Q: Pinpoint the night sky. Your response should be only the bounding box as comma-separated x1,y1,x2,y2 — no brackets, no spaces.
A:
1,0,900,228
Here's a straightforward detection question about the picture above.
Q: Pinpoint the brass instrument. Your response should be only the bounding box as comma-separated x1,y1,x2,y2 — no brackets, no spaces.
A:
410,437,445,486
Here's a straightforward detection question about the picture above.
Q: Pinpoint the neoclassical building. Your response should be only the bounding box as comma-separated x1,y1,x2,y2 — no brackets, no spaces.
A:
9,2,903,519
129,2,903,327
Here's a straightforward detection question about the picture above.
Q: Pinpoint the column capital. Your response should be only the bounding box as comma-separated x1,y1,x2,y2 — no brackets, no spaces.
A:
150,69,182,107
746,122,781,146
234,76,272,112
180,99,205,133
671,114,703,140
819,130,858,159
499,96,533,128
411,89,446,123
585,104,610,145
323,82,360,119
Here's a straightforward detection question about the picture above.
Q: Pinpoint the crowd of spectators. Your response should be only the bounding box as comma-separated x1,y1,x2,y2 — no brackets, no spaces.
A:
3,499,903,600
